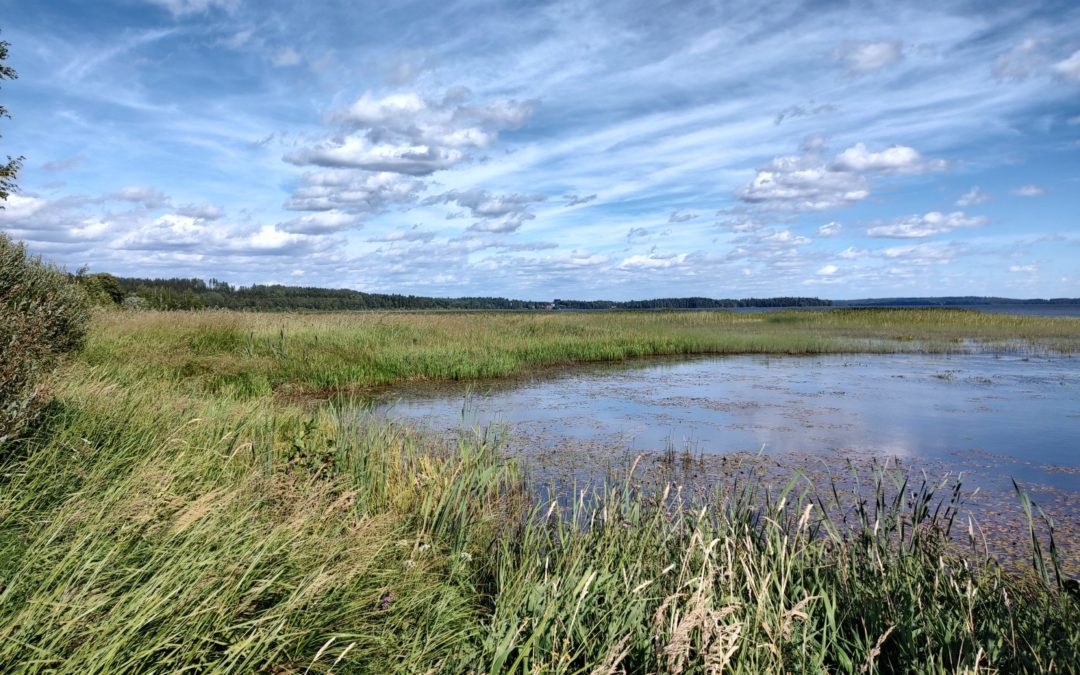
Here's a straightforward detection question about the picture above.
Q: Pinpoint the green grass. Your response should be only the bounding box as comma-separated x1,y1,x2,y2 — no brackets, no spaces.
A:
80,308,1080,397
1,309,1078,672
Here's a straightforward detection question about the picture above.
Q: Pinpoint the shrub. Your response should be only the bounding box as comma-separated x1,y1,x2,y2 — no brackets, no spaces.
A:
0,232,89,442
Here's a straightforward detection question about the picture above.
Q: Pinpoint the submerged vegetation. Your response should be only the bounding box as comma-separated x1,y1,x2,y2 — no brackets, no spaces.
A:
1,306,1078,671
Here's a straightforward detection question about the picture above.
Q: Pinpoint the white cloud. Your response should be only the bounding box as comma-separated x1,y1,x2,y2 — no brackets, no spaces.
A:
758,229,811,245
816,264,839,276
882,242,962,264
1012,184,1046,197
272,48,302,67
280,210,362,234
288,89,533,176
0,194,49,222
739,155,869,211
426,189,545,234
830,143,945,173
838,246,868,259
1051,49,1080,81
739,141,943,211
956,186,990,207
286,139,465,175
817,221,841,236
1009,264,1038,273
618,252,688,270
867,211,987,238
839,41,903,74
285,170,424,213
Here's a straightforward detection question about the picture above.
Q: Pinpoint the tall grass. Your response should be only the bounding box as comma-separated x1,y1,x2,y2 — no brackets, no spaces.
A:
1,368,1076,672
81,308,1080,397
1,310,1077,671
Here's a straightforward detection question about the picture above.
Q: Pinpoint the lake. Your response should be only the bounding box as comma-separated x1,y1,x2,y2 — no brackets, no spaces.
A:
368,351,1080,558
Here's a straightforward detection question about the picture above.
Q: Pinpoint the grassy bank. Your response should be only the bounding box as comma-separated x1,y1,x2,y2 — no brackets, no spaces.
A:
82,308,1080,397
1,309,1078,672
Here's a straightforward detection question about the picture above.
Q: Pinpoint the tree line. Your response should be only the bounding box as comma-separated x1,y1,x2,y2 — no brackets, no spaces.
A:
71,272,833,311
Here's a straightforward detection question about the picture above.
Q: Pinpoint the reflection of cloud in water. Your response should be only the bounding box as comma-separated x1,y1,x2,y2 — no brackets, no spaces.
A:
371,352,1079,490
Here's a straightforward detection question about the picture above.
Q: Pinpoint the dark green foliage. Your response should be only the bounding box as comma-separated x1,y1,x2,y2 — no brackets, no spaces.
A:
1,31,23,204
73,271,125,306
0,233,89,442
100,274,832,311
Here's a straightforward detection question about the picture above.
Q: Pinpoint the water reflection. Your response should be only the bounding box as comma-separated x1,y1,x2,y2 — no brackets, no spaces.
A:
367,352,1079,491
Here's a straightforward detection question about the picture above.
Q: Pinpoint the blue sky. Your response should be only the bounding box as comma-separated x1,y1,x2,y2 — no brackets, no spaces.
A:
1,0,1078,300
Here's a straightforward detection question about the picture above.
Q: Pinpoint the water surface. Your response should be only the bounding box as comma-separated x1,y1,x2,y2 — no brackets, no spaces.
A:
371,353,1080,492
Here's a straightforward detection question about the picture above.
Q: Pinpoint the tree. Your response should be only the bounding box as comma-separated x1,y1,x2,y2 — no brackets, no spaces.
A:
1,30,23,204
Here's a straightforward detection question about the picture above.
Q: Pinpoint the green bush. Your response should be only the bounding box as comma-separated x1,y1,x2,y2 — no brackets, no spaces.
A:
0,233,89,442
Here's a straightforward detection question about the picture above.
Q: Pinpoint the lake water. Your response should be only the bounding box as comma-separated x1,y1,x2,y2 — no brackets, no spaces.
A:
374,353,1078,476
370,352,1080,552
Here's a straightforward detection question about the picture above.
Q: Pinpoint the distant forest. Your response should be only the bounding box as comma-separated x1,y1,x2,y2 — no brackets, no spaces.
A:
71,272,1079,312
72,273,832,311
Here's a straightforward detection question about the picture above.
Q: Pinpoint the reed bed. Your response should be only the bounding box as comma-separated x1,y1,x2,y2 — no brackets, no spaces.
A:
1,379,1077,672
82,308,1080,397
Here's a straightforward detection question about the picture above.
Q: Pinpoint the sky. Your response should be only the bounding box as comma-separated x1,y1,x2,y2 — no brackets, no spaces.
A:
0,0,1078,300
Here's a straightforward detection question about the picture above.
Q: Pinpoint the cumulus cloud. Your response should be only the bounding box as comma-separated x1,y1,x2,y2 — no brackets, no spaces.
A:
817,221,842,236
816,264,839,276
285,170,424,213
116,213,332,257
1012,184,1046,196
956,186,990,207
618,252,687,270
279,210,362,234
111,186,171,209
1051,49,1080,81
285,139,465,175
830,143,946,173
288,89,535,176
739,155,869,211
838,41,904,74
668,210,697,223
0,194,113,250
739,141,943,211
867,211,987,238
426,188,545,234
